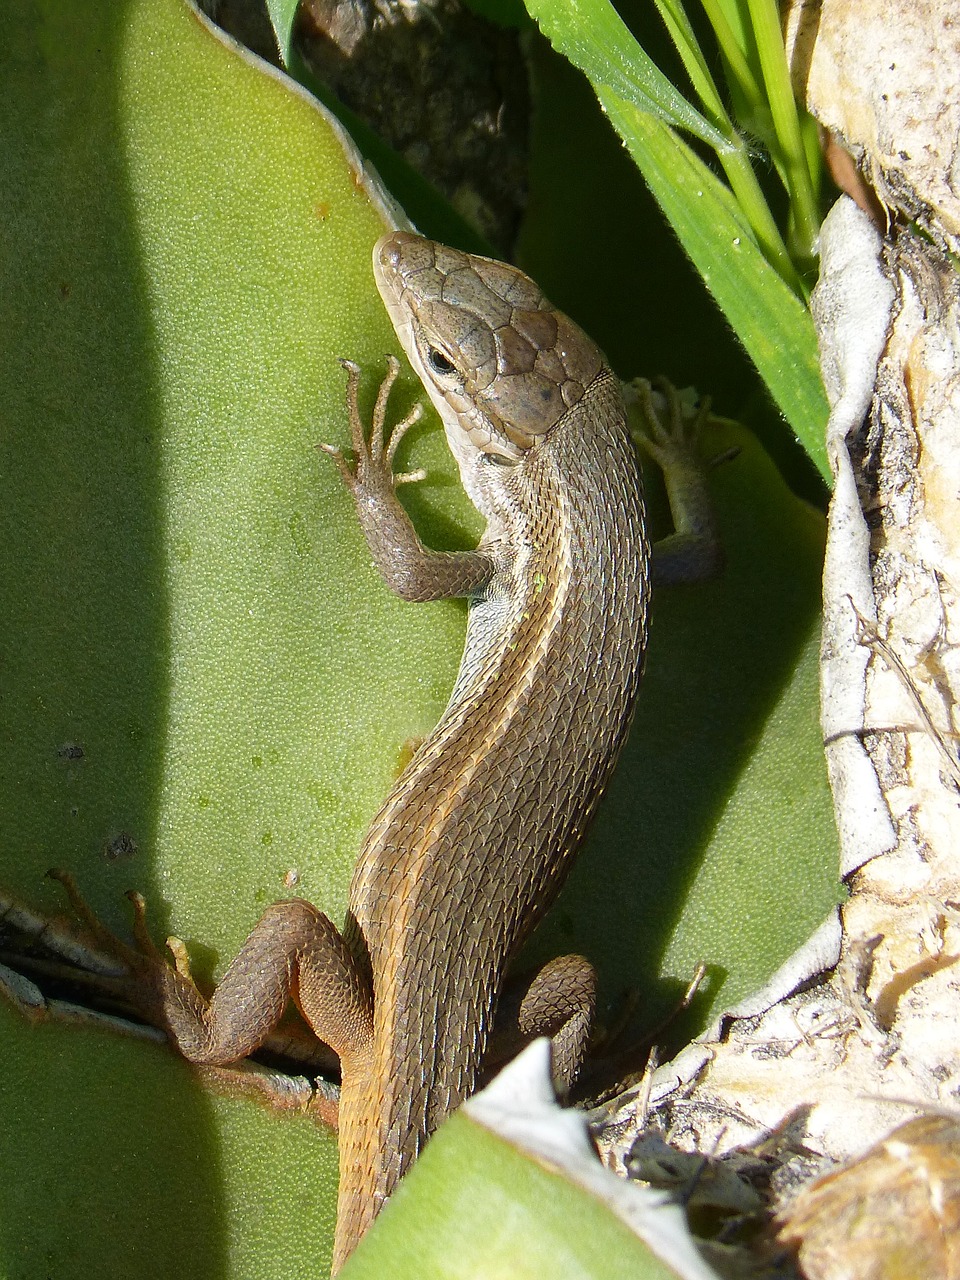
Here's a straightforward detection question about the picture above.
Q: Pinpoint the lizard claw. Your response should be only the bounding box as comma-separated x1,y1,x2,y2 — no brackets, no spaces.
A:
316,440,358,489
392,466,427,487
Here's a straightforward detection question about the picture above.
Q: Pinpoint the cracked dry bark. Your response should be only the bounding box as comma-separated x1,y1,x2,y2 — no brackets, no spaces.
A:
598,3,960,1275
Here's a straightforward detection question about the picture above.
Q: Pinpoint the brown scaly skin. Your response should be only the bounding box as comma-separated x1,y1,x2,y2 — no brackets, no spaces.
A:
113,233,663,1272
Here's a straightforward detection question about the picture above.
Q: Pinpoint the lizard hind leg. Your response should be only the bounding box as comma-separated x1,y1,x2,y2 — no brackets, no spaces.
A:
490,953,597,1096
157,899,373,1067
146,898,377,1070
47,871,373,1070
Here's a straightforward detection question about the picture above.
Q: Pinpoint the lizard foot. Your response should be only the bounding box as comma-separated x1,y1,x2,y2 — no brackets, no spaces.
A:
43,868,222,1035
1,873,343,1111
626,376,727,584
319,355,425,491
0,870,172,1038
628,377,715,470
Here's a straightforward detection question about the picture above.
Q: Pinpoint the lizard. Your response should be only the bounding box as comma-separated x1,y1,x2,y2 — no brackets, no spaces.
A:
52,231,718,1272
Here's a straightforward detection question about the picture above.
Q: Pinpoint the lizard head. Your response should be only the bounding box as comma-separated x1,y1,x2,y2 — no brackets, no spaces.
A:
372,232,606,479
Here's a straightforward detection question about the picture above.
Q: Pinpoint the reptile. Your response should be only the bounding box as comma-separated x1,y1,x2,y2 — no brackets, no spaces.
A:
71,231,716,1271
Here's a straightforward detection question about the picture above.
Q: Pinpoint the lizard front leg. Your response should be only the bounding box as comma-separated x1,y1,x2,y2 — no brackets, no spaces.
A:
320,355,494,602
628,376,725,584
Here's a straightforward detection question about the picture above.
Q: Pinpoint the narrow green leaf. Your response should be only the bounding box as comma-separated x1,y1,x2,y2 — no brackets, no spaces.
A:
525,0,731,152
698,0,760,106
651,0,731,129
596,96,829,474
264,0,299,63
746,0,820,262
636,0,798,290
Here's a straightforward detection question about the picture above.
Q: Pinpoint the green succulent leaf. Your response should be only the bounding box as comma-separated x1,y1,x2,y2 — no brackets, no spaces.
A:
1,0,836,1274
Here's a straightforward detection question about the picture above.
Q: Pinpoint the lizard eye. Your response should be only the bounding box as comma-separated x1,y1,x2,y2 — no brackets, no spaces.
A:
427,347,456,376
